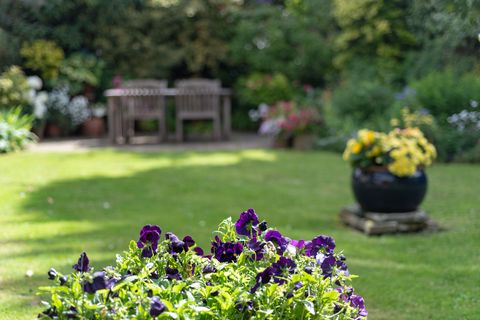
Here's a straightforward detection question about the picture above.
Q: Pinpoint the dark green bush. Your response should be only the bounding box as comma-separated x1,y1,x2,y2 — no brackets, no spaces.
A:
331,80,395,124
433,128,480,162
455,143,480,163
412,71,480,121
229,2,335,86
404,0,479,80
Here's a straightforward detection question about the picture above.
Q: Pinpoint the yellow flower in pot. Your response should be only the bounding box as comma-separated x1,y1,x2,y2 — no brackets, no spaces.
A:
344,127,436,213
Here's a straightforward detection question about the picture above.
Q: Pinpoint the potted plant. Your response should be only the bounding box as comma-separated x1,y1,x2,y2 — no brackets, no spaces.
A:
45,86,90,138
39,209,367,319
258,101,321,150
82,103,106,138
343,128,436,213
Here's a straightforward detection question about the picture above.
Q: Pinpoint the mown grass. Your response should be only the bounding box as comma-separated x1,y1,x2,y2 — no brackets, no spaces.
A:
0,149,478,319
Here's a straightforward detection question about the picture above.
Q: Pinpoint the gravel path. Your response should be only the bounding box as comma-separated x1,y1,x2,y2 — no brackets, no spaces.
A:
29,133,272,153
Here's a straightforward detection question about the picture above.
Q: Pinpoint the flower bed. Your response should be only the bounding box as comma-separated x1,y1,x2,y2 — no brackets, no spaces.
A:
39,209,367,319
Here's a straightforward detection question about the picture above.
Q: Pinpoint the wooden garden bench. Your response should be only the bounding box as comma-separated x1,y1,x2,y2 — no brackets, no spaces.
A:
121,79,168,142
174,79,228,142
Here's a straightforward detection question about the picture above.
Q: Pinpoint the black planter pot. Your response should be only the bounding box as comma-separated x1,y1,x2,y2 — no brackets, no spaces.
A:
352,167,427,213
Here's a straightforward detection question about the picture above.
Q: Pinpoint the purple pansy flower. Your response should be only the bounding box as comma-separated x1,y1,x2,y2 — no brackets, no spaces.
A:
350,295,368,317
305,235,336,256
150,296,166,317
73,252,90,272
289,239,304,249
250,257,296,293
336,286,354,302
258,221,268,232
235,208,259,237
211,236,244,263
316,253,337,277
202,264,216,274
250,266,275,293
193,247,204,256
137,225,162,258
336,258,349,275
264,230,288,254
182,236,195,252
165,232,185,254
271,256,296,284
235,300,254,312
48,268,57,280
247,236,266,261
82,271,116,294
165,267,182,281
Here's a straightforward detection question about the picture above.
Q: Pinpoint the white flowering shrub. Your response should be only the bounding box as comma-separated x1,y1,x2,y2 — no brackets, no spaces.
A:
46,86,91,130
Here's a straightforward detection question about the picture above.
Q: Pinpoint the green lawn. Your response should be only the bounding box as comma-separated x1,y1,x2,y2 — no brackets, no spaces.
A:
0,149,479,319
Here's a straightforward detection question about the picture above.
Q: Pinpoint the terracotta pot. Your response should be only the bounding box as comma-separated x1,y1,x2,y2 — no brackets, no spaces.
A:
293,134,316,150
352,167,428,213
82,117,105,138
46,123,64,138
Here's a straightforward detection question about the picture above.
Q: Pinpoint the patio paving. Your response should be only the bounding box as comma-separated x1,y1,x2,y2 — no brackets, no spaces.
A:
28,132,273,152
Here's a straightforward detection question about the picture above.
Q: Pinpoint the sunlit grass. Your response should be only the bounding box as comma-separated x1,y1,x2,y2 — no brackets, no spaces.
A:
0,149,478,319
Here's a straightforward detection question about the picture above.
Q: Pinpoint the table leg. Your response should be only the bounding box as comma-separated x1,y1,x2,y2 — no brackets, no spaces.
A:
107,97,116,144
222,96,231,140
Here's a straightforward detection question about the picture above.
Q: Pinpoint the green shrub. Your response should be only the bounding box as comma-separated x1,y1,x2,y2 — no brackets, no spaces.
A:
404,0,479,80
412,71,480,120
20,40,65,80
331,80,394,124
235,72,297,131
332,0,415,70
237,73,295,107
58,53,105,95
0,28,21,70
230,2,335,86
454,143,480,163
0,107,36,153
0,65,30,109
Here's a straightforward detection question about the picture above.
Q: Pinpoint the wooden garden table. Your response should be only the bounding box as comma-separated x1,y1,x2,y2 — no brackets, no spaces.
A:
105,88,232,144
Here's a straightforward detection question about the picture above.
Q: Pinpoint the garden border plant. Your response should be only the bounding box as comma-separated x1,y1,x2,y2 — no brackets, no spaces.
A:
38,209,367,319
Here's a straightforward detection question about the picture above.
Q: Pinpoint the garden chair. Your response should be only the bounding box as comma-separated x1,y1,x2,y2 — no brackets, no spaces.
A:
174,79,222,142
121,79,167,142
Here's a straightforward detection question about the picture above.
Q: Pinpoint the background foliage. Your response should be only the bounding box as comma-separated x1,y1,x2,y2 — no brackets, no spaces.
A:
0,0,479,159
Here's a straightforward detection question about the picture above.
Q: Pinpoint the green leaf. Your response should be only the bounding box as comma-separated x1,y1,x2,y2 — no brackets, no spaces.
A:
162,299,174,312
112,275,138,292
303,300,315,315
173,283,186,294
323,290,339,301
129,240,137,251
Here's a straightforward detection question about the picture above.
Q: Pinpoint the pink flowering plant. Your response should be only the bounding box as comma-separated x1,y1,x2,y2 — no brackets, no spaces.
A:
259,101,321,137
38,209,366,319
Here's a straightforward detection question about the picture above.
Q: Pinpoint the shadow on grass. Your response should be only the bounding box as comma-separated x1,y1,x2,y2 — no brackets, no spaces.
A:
17,150,345,249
